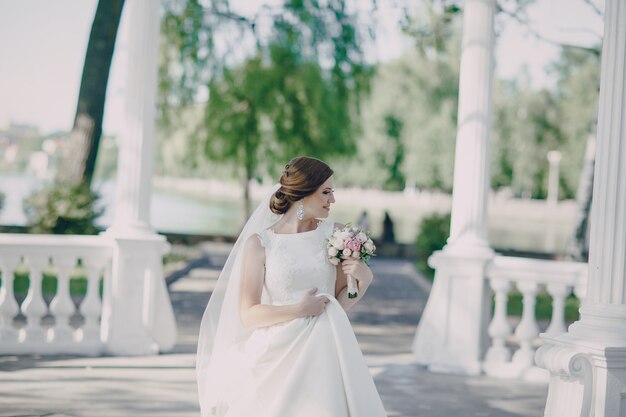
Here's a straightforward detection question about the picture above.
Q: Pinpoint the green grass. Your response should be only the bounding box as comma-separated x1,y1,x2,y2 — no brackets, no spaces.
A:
2,265,99,297
2,252,190,298
416,261,581,321
163,252,191,264
503,289,580,321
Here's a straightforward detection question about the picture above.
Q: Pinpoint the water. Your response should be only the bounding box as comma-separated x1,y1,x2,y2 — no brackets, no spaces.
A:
0,174,578,253
0,174,244,236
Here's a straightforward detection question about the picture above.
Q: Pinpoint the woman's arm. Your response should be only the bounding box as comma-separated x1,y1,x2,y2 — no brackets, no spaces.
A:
239,234,328,328
333,222,374,311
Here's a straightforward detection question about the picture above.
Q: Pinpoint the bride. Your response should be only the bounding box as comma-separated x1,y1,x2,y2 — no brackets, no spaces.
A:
196,156,388,417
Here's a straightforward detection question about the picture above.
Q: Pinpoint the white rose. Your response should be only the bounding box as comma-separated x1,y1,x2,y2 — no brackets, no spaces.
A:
332,238,344,250
328,247,338,257
343,248,352,257
329,257,340,266
357,232,367,242
339,231,351,240
351,250,360,259
364,241,374,253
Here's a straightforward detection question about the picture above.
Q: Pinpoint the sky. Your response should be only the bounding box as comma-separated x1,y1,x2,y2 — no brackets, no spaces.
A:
0,0,604,136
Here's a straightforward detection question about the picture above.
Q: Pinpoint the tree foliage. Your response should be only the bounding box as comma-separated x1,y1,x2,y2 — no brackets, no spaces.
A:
335,0,599,200
23,183,103,235
159,0,374,215
156,0,600,205
415,211,451,279
332,1,461,190
491,47,600,199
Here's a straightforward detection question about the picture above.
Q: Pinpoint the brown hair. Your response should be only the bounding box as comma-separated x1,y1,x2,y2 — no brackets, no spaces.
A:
269,156,334,215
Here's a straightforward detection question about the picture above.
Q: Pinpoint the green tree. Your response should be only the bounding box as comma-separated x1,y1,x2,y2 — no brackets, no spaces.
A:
23,183,103,235
554,47,600,260
551,47,600,199
333,1,461,191
415,212,451,279
160,0,373,218
380,115,406,191
29,1,122,235
492,79,565,198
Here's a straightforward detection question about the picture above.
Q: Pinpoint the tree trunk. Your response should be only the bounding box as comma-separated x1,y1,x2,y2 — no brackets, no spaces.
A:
57,0,125,186
565,131,596,261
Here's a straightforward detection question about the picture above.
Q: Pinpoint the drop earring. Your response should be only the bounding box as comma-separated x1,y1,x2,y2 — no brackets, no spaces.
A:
296,202,304,221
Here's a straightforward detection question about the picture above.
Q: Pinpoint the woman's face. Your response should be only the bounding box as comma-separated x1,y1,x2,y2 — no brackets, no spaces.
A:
303,176,335,218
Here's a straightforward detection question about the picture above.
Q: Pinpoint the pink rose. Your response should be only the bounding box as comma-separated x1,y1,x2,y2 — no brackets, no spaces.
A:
345,238,362,253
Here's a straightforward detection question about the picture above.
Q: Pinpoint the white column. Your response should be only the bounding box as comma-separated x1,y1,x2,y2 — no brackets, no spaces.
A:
412,0,496,375
565,0,626,340
101,0,177,355
445,0,495,257
536,3,626,416
108,0,159,236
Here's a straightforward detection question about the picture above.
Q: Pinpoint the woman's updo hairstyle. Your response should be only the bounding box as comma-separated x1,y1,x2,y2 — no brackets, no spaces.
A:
269,156,334,215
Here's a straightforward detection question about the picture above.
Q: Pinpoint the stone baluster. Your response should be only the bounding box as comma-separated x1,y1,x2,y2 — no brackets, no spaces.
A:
0,257,20,343
512,281,540,369
545,283,569,335
78,258,104,344
49,256,76,344
20,256,48,344
485,279,512,365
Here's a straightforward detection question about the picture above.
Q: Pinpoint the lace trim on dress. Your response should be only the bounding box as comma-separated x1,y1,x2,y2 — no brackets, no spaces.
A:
266,218,323,236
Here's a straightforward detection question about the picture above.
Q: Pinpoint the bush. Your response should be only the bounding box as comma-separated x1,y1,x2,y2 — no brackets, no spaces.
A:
8,263,102,297
502,289,580,321
23,181,103,235
415,212,451,280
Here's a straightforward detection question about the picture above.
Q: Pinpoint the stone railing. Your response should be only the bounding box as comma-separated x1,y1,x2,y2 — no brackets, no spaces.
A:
482,255,588,381
0,233,176,356
0,234,112,355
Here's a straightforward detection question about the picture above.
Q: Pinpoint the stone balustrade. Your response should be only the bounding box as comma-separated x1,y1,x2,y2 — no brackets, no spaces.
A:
483,255,588,381
0,231,177,356
0,234,113,355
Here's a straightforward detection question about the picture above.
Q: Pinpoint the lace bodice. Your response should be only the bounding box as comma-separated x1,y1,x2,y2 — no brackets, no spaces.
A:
257,219,337,305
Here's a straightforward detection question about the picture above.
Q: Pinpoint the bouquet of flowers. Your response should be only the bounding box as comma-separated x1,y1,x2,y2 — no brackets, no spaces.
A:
326,223,376,298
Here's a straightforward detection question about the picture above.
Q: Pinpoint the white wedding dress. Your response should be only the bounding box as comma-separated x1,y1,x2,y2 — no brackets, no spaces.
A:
214,218,387,417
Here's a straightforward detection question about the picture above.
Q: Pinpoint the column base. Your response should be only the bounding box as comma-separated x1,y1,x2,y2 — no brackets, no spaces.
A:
568,304,626,344
536,329,626,417
100,232,177,355
441,235,495,259
412,246,494,376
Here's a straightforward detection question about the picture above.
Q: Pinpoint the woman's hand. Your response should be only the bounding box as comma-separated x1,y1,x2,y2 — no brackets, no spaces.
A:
341,259,373,287
298,288,330,317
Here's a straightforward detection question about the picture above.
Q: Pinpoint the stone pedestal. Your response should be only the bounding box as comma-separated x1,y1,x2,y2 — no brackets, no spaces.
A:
101,234,175,355
412,250,492,375
536,2,626,415
412,0,496,375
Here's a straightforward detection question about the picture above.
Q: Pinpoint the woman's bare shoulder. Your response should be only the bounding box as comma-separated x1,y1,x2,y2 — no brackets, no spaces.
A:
243,233,266,258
